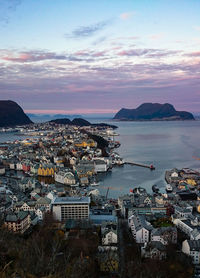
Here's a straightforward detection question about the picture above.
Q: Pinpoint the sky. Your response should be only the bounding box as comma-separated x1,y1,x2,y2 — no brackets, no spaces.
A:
0,0,200,114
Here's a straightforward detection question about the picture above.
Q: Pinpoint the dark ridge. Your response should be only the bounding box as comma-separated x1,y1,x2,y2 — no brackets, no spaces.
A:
114,103,194,121
0,100,33,127
71,118,91,126
49,118,71,125
49,118,118,129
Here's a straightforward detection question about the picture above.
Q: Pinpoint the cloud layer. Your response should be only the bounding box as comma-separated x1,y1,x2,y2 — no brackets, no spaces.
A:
0,44,200,113
65,20,111,39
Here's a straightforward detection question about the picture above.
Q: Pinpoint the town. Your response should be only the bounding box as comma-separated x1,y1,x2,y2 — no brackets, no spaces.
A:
0,122,200,278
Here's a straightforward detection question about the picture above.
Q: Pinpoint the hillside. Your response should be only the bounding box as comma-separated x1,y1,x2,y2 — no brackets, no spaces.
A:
0,100,33,127
114,103,194,121
49,118,118,129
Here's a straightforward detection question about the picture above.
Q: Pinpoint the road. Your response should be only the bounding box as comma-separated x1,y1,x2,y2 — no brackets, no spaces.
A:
118,216,127,278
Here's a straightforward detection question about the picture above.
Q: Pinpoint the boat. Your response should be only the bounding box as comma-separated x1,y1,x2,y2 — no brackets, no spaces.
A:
90,181,100,186
166,184,173,193
152,184,159,193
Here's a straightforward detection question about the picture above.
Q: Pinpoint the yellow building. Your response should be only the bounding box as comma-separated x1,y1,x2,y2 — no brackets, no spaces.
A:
186,179,197,186
38,164,56,177
75,139,96,148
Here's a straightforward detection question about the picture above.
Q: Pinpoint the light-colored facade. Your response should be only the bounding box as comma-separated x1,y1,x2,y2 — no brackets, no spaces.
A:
4,211,31,234
93,159,108,173
55,170,76,185
52,196,90,222
182,240,200,264
128,214,153,243
102,230,118,245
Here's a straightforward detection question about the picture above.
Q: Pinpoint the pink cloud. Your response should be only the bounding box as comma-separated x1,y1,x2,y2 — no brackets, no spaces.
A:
187,51,200,57
2,51,67,63
120,12,134,20
74,50,88,56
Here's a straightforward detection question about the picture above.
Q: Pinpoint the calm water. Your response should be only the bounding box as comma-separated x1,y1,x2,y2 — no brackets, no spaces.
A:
94,120,200,198
1,121,200,198
0,132,29,143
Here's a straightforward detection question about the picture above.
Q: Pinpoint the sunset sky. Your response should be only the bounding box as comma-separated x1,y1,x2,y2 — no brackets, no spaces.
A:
0,0,200,114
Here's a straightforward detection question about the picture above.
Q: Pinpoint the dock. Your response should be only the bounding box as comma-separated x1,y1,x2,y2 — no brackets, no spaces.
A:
123,161,155,170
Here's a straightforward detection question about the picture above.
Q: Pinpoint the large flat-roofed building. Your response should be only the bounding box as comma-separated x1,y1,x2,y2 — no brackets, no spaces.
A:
52,197,90,222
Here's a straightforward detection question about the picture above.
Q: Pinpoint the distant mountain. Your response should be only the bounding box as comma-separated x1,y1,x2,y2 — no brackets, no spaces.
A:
27,113,83,123
49,118,71,125
49,118,118,129
0,100,33,127
114,103,195,121
71,118,91,126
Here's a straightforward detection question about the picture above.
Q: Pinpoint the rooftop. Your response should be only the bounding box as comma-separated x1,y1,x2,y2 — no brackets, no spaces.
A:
53,196,90,205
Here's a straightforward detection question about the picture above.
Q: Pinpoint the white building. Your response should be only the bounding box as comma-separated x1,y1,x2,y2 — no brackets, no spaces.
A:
173,216,200,239
52,196,90,222
128,214,153,243
36,207,45,220
55,170,76,185
182,240,200,264
171,171,179,178
16,162,23,171
102,230,118,246
93,159,108,173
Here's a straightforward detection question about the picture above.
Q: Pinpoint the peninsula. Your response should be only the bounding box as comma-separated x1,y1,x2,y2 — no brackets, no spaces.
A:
114,103,195,121
49,118,118,129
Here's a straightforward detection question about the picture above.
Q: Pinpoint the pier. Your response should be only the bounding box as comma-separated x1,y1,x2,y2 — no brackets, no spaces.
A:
123,160,155,170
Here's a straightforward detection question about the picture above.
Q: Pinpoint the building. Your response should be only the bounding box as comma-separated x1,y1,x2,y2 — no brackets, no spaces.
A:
182,240,200,264
4,211,31,234
75,161,95,178
128,214,153,243
173,216,200,238
93,159,108,173
52,196,90,222
151,227,177,245
174,205,193,218
38,164,56,177
55,170,76,185
101,222,118,246
141,241,166,260
74,139,96,148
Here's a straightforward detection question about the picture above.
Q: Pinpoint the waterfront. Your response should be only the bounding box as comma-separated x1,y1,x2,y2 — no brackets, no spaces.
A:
1,120,200,198
0,132,29,143
94,120,200,197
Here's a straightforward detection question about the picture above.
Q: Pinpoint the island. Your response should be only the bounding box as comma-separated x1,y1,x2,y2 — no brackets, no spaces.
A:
0,100,33,127
113,103,195,121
